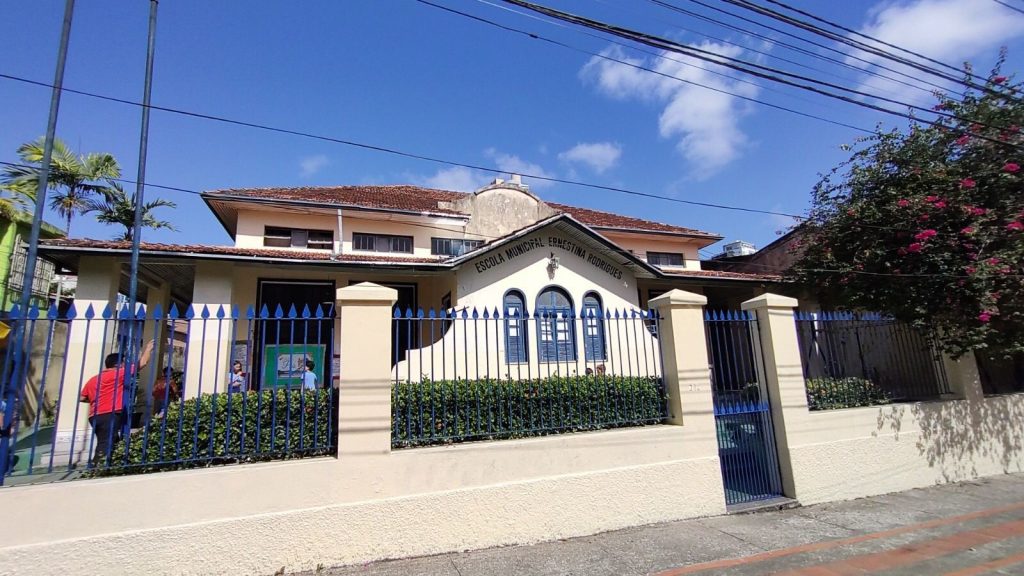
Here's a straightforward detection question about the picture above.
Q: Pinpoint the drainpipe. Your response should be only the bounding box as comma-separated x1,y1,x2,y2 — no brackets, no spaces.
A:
333,208,343,258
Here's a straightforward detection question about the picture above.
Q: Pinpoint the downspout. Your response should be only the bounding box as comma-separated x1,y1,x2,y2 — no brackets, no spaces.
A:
333,208,343,258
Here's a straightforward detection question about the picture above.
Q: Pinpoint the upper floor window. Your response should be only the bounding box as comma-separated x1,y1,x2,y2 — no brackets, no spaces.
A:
264,227,333,250
647,251,685,267
431,237,484,257
353,233,413,254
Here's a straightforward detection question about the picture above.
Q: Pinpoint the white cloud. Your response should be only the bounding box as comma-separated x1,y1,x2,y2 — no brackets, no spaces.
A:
558,142,623,173
484,149,555,188
580,43,760,179
850,0,1024,102
415,166,487,192
298,154,329,178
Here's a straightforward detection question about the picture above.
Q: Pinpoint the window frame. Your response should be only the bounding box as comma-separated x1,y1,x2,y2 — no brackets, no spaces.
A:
263,226,334,250
503,290,528,364
431,237,484,257
352,232,414,254
535,286,576,363
582,292,607,362
646,251,686,267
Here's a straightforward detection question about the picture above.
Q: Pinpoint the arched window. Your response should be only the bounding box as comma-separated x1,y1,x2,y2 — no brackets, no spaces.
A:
504,290,528,363
536,287,576,362
582,292,606,362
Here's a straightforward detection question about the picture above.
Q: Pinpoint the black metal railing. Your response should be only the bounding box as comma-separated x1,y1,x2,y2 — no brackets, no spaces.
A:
795,311,950,410
391,307,667,447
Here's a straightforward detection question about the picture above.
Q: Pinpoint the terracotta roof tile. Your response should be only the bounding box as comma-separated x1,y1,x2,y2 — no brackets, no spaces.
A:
39,239,442,264
204,185,719,238
661,268,782,281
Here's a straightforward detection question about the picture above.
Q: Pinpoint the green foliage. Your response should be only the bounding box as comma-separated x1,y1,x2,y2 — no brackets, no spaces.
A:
83,182,177,240
392,375,667,448
805,377,890,411
90,389,333,477
793,58,1024,358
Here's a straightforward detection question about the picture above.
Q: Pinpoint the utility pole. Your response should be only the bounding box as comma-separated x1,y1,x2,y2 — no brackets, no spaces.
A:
1,0,76,486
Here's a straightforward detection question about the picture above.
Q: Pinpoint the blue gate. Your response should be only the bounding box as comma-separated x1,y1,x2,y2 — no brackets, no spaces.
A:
704,310,785,506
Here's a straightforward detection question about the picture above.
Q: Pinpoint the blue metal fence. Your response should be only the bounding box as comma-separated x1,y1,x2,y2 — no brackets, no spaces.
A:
794,311,950,410
0,301,336,485
391,306,668,447
704,310,785,507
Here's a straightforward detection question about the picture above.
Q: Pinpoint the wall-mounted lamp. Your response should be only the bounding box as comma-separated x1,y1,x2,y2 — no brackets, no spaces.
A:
547,252,560,273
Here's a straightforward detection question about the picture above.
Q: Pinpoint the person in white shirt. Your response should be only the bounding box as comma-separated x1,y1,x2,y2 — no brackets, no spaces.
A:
301,359,318,390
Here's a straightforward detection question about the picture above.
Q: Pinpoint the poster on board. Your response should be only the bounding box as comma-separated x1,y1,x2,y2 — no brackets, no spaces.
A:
262,344,326,388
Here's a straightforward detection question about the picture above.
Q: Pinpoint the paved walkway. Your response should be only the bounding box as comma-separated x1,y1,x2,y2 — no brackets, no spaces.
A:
312,473,1024,576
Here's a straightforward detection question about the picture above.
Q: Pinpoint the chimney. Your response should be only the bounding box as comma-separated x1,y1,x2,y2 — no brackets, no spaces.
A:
510,174,522,185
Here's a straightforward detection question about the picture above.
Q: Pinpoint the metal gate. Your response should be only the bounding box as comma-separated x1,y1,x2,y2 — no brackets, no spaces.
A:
704,310,785,507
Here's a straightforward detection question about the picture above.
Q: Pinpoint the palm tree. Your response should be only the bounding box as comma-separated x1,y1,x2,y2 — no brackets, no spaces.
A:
0,178,35,221
1,137,120,236
84,182,177,241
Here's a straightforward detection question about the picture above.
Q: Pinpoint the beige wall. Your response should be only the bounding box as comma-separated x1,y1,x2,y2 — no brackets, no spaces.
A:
599,230,703,271
235,209,338,250
746,294,1024,505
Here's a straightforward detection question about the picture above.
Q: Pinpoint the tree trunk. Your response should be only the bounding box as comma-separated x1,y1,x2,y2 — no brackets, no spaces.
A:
65,212,72,238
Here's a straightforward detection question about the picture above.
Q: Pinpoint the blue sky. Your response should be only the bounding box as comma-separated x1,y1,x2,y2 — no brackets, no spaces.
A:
3,0,1024,255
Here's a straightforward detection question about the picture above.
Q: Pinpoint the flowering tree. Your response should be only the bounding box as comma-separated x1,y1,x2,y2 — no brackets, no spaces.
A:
793,65,1024,358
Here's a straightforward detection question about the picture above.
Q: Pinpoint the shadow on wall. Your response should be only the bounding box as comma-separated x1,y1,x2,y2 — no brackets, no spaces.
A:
876,394,1024,483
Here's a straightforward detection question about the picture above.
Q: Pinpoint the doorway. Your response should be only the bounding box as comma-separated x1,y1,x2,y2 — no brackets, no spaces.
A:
348,281,417,365
254,280,335,389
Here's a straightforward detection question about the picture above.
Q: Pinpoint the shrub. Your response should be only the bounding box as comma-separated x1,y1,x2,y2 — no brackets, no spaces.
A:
392,375,667,448
90,389,334,476
805,377,890,410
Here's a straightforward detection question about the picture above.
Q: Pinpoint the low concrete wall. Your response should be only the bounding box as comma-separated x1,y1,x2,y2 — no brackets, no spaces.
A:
745,295,1024,506
786,392,1024,505
0,425,723,575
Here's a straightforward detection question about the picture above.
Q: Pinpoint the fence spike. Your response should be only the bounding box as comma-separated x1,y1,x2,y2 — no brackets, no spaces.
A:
200,305,211,320
27,305,40,319
393,306,401,318
482,308,490,319
273,304,284,319
118,304,132,320
313,304,324,318
185,305,196,320
168,303,180,320
7,304,21,319
299,304,311,319
471,307,479,319
216,305,227,319
428,308,436,319
231,305,240,320
417,308,425,319
101,303,114,319
493,306,501,319
286,304,297,318
65,302,77,320
460,308,469,319
135,304,146,320
152,303,164,320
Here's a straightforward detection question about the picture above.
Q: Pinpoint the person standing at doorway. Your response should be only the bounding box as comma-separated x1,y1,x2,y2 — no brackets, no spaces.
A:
80,340,155,467
229,361,246,393
301,359,317,390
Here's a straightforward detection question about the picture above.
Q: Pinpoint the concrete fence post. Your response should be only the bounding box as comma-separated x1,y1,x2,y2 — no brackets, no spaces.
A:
741,293,804,498
649,289,717,453
336,282,397,456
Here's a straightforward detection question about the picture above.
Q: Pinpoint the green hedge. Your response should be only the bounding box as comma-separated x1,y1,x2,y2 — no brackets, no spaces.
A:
392,375,667,448
805,377,890,410
90,389,333,477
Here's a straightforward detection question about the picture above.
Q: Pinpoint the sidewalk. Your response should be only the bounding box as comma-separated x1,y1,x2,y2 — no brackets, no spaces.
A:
310,473,1024,576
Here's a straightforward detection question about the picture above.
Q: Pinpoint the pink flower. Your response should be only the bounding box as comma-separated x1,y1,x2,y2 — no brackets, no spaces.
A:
971,207,987,216
960,178,977,188
933,200,947,209
897,199,910,207
993,76,1007,84
965,266,977,274
988,257,1001,266
955,135,970,146
914,229,938,241
1004,162,1021,173
925,195,939,202
978,312,992,323
919,214,930,221
1007,221,1024,231
907,243,923,253
961,226,975,235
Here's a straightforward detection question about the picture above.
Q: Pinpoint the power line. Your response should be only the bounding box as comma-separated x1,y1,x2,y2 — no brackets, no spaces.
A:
0,74,817,220
646,0,948,99
416,0,871,132
993,0,1024,16
493,0,1023,146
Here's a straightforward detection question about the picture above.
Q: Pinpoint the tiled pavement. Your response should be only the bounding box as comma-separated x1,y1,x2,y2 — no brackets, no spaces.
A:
303,473,1024,576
